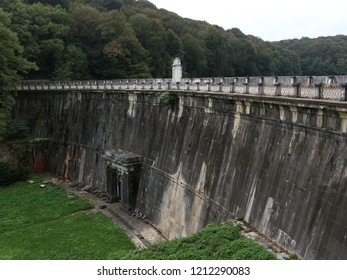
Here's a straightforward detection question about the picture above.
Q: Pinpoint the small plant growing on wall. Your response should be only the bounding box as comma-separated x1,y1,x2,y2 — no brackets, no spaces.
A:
159,92,178,110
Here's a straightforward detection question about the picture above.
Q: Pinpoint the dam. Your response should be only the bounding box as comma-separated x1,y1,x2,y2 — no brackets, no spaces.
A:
10,75,347,259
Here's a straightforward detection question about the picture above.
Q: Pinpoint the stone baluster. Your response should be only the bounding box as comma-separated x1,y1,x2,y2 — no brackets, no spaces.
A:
341,83,347,101
149,80,153,90
258,77,264,95
157,80,162,90
314,82,323,99
176,82,180,90
166,80,171,90
230,78,237,93
195,79,200,91
291,76,300,97
274,76,282,96
205,79,211,91
328,76,334,85
218,79,223,92
243,77,250,94
185,80,191,91
126,80,129,90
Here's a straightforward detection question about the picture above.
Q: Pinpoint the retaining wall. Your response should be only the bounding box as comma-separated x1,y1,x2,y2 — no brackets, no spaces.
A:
12,90,347,259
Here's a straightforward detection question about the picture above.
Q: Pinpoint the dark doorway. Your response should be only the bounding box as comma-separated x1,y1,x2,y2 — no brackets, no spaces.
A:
106,166,121,202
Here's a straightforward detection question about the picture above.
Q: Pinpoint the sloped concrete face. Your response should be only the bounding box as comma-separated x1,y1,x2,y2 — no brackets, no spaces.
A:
12,90,347,259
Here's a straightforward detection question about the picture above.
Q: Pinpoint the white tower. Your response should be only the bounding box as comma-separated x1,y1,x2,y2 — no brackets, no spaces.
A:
172,57,182,84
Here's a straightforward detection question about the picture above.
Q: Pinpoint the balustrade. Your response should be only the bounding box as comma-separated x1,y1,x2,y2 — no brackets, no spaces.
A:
16,75,347,102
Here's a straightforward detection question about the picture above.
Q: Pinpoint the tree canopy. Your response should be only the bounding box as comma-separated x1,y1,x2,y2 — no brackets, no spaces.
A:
0,0,346,81
0,7,36,140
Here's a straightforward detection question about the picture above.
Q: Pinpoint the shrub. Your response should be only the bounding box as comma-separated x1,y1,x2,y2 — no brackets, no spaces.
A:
128,223,276,260
4,119,30,141
0,162,30,186
159,92,178,109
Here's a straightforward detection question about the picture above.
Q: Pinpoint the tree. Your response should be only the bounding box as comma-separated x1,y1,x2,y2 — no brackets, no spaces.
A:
67,3,103,78
0,8,36,141
129,13,169,76
24,0,71,9
181,33,207,77
98,10,150,78
0,0,70,78
203,26,234,76
166,28,183,58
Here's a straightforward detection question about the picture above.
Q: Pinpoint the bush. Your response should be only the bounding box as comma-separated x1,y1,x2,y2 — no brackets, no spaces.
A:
159,92,179,109
127,223,276,260
4,119,30,141
0,162,30,186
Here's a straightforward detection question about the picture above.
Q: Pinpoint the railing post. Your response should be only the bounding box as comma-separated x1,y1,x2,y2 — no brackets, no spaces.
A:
258,77,264,95
206,79,211,91
230,78,237,93
176,82,180,90
158,80,162,90
341,83,347,101
291,76,299,97
166,80,171,90
195,79,200,91
218,79,223,92
185,80,191,91
243,77,249,94
274,76,281,96
314,83,323,99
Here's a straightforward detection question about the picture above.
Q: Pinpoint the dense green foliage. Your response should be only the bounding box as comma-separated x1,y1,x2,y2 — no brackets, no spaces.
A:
0,7,36,140
0,177,135,259
0,162,30,186
159,92,178,109
128,223,276,260
1,0,346,82
3,118,30,141
276,36,347,75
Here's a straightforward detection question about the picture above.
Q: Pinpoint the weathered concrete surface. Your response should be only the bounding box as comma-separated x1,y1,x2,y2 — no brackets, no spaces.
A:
12,90,347,259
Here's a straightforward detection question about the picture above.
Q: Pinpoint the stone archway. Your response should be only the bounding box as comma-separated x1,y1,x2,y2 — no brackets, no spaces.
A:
104,150,142,210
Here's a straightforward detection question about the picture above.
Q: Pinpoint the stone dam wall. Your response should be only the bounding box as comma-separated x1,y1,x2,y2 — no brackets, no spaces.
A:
12,89,347,259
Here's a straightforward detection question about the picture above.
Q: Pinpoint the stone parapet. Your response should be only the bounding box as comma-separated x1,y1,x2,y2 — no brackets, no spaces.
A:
16,75,347,102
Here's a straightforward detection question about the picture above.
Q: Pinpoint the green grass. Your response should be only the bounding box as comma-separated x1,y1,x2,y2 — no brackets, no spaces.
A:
0,177,277,260
128,223,276,260
0,177,135,259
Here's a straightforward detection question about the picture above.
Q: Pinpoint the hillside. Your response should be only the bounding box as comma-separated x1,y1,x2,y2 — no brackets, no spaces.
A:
276,35,347,76
1,0,346,81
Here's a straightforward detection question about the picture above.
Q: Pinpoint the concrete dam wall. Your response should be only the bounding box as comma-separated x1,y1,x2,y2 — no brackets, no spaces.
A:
13,89,347,259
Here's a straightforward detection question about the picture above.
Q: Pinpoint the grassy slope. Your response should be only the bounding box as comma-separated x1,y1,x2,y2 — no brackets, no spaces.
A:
128,223,276,260
0,177,135,260
0,177,276,260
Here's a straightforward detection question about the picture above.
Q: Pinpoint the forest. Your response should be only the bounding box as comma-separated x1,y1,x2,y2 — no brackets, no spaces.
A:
0,0,342,85
1,0,347,83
